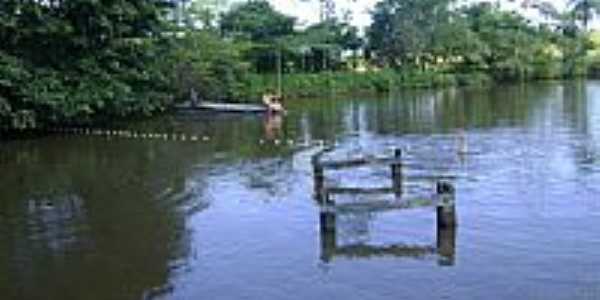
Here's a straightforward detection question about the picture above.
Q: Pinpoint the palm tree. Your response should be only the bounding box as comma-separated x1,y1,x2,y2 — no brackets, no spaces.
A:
568,0,600,31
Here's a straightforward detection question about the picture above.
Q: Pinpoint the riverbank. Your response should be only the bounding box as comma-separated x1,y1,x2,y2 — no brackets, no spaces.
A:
241,64,588,100
0,66,591,134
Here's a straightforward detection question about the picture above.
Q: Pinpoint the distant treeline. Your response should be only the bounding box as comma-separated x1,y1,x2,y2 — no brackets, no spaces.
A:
1,0,600,129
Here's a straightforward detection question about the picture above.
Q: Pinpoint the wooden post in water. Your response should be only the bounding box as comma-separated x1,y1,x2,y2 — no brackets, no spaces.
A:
313,159,325,204
436,181,457,229
437,225,456,266
391,148,403,197
319,211,336,262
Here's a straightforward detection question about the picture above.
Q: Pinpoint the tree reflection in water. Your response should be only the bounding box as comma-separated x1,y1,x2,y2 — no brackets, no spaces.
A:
0,138,210,300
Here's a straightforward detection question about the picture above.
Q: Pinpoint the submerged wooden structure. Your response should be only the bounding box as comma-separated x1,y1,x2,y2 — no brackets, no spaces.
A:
312,147,458,265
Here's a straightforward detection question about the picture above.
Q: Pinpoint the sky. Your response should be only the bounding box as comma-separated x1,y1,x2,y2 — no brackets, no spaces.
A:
268,0,379,28
262,0,575,29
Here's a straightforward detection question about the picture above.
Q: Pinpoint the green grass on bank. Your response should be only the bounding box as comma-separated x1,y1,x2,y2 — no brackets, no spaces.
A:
242,71,491,100
241,62,591,100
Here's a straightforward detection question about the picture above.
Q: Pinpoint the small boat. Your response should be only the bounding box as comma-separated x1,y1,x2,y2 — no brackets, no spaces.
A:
174,89,286,114
175,101,269,113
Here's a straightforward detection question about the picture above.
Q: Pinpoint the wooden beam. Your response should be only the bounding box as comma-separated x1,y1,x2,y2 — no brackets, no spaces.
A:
326,186,396,195
331,244,436,259
324,198,436,214
319,156,402,170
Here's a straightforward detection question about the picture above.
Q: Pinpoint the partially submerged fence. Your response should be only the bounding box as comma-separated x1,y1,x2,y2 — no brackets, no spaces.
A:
312,147,458,265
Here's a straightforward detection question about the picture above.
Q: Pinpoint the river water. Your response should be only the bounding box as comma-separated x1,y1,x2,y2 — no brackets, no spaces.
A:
1,81,600,300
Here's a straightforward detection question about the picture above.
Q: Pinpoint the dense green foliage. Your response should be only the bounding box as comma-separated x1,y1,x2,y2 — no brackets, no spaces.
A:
367,0,589,80
2,0,600,131
168,30,250,101
0,0,172,129
244,71,491,98
220,0,294,42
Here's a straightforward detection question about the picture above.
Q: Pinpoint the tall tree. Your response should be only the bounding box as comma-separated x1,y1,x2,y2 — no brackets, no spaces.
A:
367,0,454,68
219,0,295,42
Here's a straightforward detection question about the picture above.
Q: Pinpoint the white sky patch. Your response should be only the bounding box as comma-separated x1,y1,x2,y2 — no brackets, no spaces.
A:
268,0,379,29
229,0,597,30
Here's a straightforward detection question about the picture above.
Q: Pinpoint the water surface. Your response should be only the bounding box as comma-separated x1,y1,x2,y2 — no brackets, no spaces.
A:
1,81,600,300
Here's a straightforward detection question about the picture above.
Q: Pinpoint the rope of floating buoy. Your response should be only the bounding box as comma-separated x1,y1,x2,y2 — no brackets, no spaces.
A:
42,127,233,146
